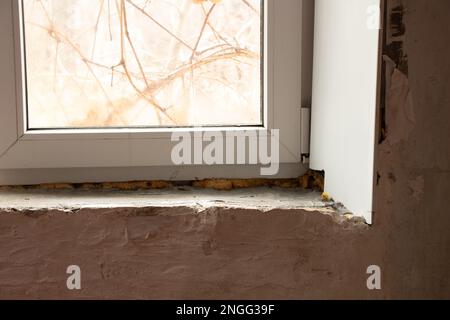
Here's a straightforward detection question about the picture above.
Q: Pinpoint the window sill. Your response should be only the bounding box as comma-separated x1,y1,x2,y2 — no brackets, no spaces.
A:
0,186,367,226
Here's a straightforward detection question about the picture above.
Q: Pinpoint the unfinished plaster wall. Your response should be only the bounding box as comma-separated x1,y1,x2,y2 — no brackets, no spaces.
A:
375,0,450,298
0,0,449,299
0,206,380,299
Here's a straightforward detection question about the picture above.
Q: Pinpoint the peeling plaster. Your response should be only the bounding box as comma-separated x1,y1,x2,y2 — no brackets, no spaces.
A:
407,175,425,202
385,65,415,145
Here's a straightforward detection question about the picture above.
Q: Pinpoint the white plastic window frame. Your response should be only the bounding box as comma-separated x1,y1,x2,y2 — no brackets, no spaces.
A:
0,0,305,185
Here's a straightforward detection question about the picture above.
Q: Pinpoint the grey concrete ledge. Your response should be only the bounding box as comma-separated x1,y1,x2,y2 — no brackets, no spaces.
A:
0,187,328,211
0,187,368,227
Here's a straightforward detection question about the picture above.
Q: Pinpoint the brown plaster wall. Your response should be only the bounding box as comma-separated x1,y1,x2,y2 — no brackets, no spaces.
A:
0,0,449,299
0,208,375,299
374,0,450,299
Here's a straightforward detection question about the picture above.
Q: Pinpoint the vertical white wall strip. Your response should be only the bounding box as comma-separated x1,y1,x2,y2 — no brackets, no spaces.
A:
310,0,381,224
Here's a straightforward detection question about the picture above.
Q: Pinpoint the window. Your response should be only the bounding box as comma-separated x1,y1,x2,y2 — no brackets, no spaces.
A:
0,0,304,176
0,0,382,224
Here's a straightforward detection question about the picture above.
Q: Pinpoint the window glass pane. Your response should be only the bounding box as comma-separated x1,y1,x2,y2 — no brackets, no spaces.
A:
22,0,263,129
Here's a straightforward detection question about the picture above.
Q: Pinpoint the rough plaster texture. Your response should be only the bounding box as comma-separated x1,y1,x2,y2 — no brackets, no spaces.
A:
373,0,450,299
0,191,369,300
0,0,449,299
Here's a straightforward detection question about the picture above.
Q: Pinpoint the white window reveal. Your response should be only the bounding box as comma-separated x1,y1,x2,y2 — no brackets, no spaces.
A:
310,0,382,224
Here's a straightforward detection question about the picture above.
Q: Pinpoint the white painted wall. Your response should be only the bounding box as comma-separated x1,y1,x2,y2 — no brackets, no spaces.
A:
310,0,381,224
